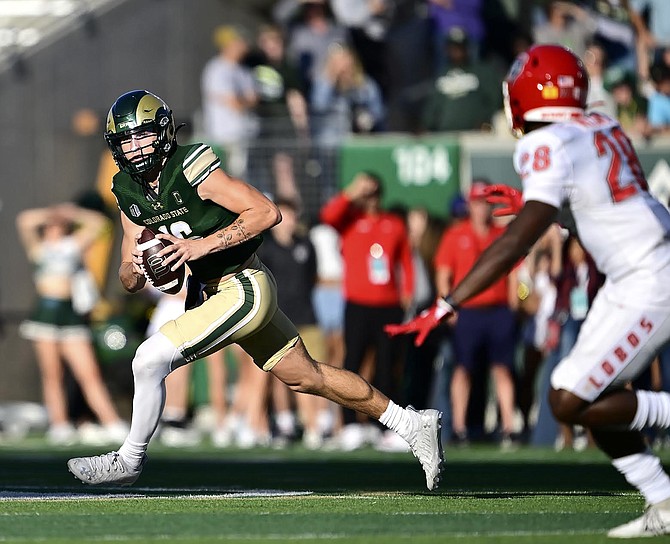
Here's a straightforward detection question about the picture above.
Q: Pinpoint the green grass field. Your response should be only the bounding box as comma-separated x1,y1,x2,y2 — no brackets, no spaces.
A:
0,440,661,543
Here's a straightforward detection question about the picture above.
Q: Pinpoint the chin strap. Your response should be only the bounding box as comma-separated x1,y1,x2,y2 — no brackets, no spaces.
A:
132,161,165,203
128,172,158,202
143,182,160,202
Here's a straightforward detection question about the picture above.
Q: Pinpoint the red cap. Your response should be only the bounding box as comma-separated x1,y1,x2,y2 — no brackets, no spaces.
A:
468,181,489,201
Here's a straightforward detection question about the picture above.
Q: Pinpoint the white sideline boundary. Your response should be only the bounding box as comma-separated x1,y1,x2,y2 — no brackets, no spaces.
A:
0,488,313,501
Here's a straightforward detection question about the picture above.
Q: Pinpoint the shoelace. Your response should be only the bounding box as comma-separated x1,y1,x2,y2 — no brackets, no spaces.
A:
86,453,126,477
643,506,668,536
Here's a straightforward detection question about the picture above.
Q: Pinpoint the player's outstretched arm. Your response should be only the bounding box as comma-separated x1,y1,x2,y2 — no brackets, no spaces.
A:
385,200,558,345
450,200,558,305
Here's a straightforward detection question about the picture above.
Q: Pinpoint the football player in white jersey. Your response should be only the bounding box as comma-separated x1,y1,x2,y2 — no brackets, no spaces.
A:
387,44,670,538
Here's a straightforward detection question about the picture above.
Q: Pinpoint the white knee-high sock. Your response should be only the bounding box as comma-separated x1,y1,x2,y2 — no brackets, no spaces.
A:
612,450,670,505
630,390,670,430
118,333,183,466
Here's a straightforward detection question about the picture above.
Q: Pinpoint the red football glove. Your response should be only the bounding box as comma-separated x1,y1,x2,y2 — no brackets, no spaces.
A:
483,184,524,217
384,298,456,347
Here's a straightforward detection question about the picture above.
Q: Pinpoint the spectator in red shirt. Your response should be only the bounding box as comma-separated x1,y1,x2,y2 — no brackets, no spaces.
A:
434,180,518,448
320,171,414,451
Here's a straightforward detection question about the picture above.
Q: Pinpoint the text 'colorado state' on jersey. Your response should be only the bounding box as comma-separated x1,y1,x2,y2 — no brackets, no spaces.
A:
111,143,262,281
514,112,670,283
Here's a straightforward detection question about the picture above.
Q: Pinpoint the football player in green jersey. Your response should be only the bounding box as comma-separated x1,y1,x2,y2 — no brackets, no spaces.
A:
67,90,443,490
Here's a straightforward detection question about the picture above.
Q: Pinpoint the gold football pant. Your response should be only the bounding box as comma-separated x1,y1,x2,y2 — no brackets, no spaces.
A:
160,255,299,371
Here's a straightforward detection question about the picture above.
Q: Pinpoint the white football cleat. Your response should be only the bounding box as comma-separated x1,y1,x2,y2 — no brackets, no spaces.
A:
608,503,670,538
406,407,444,491
67,451,146,486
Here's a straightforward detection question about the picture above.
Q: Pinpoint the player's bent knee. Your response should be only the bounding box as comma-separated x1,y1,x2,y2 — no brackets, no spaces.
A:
132,333,180,383
548,387,587,424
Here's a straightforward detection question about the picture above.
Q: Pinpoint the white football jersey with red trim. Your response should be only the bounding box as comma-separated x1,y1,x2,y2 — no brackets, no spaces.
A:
514,112,670,284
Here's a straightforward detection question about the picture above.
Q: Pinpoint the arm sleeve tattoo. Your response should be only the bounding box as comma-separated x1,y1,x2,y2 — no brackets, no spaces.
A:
216,218,251,250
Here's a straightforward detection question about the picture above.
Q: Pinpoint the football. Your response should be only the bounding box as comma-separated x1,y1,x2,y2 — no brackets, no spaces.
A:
136,228,185,295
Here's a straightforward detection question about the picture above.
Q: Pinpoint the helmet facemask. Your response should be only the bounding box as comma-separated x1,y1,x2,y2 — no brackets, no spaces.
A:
106,124,163,176
502,81,524,139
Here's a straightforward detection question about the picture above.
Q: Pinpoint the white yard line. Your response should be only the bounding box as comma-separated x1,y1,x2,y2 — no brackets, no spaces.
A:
0,489,312,501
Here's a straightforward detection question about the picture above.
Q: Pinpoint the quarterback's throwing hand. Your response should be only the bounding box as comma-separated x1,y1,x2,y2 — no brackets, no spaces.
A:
384,298,457,347
483,184,524,217
156,233,209,271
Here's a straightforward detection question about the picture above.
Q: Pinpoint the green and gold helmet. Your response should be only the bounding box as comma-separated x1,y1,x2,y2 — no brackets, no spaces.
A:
104,90,176,177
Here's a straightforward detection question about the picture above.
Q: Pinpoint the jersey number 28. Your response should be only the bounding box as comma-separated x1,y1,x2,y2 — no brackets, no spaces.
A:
594,126,648,203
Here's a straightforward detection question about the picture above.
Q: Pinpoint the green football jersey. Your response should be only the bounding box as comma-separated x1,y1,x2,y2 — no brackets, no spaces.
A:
111,143,262,280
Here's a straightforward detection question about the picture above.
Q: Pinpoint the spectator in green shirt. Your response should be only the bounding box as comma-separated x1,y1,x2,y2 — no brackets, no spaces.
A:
421,27,502,133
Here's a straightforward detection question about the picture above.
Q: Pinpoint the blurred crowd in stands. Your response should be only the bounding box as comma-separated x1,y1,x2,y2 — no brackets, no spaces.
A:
204,0,670,146
197,0,670,207
7,0,670,453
